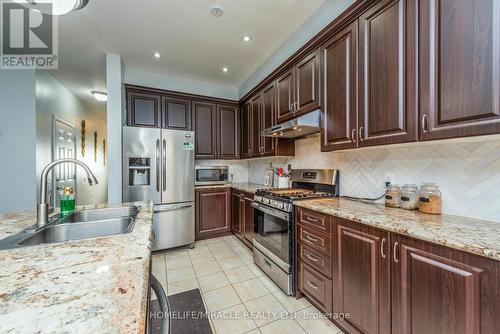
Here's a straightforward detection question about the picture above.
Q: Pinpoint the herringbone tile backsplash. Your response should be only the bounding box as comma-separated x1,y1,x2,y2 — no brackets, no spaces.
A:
247,135,500,222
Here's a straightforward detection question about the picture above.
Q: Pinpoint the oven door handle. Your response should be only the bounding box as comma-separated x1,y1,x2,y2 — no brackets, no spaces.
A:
251,202,290,221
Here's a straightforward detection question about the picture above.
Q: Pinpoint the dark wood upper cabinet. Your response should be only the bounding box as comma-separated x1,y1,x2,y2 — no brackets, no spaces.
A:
295,49,320,116
321,21,358,151
276,68,295,122
260,82,276,155
250,94,262,156
358,0,417,147
162,96,191,130
333,218,391,334
127,91,161,128
392,234,500,334
193,101,217,159
217,105,239,159
241,102,252,159
419,0,500,141
195,188,231,240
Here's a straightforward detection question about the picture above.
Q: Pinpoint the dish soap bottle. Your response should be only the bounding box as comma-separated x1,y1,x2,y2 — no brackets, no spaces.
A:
60,186,75,216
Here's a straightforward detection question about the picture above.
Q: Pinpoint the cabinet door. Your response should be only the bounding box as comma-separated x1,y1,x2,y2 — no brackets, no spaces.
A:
392,234,500,334
321,21,358,151
276,69,295,122
162,96,191,130
295,49,320,116
241,102,252,159
243,194,254,247
195,188,230,240
127,91,161,128
250,94,262,156
261,83,276,155
358,0,417,146
333,218,391,334
419,0,500,140
193,101,217,159
231,191,242,237
217,105,239,159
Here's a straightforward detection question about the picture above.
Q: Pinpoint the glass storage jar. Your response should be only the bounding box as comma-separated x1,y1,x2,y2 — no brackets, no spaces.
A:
401,184,419,210
385,185,402,208
418,183,442,215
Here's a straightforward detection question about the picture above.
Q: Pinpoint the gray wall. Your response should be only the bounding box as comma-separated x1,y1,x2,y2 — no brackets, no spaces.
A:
0,70,37,213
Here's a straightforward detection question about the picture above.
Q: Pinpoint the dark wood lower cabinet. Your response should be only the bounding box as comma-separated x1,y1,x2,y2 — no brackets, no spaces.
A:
230,189,253,249
231,190,242,238
295,208,500,334
392,234,500,334
195,188,230,240
242,193,254,248
333,218,391,334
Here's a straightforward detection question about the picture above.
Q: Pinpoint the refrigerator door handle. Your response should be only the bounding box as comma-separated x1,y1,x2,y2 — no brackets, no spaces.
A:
156,139,160,192
154,203,193,213
162,139,166,192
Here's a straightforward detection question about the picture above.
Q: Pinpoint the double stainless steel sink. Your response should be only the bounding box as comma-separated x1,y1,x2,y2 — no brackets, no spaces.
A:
0,206,138,250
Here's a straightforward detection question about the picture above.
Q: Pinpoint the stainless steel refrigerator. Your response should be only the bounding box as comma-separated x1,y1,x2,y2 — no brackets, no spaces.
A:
123,127,195,251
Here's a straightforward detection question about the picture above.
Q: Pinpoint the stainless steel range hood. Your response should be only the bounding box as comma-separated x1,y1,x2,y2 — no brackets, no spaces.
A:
261,110,321,138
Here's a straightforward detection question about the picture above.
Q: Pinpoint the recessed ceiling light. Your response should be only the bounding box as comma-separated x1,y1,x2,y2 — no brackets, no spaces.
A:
153,52,161,59
210,5,224,17
242,35,252,43
91,91,107,102
221,66,229,73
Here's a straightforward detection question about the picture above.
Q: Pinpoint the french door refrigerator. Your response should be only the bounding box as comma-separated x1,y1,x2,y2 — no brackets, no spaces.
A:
123,127,195,250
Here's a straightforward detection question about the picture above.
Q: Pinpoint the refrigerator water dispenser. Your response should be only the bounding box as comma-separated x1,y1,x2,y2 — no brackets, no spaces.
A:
128,158,150,186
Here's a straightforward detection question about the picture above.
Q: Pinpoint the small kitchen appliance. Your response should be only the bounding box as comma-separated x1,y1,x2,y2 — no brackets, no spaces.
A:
252,169,339,295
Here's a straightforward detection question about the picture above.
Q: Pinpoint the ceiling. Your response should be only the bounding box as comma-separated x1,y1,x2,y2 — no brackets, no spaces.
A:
51,0,328,108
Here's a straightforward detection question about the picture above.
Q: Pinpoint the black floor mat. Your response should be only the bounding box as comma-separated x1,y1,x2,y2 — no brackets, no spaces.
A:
150,289,212,334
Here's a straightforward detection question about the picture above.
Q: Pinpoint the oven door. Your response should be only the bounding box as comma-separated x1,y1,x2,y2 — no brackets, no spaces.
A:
252,202,291,268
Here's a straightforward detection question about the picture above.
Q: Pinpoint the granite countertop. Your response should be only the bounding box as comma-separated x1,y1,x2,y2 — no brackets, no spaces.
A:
195,182,265,194
294,198,500,261
0,201,154,334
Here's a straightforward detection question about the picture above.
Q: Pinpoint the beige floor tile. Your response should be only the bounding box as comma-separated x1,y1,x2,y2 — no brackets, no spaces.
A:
165,255,192,270
217,256,246,271
164,249,189,260
198,271,231,292
151,255,167,286
224,266,256,284
193,260,222,277
246,263,266,277
233,278,270,302
211,303,257,334
205,237,227,245
244,294,288,327
259,318,307,334
257,275,281,293
272,290,311,312
167,265,196,283
239,253,255,264
243,330,261,334
233,246,253,257
295,306,344,334
214,250,239,261
203,286,242,311
167,278,199,296
189,250,216,264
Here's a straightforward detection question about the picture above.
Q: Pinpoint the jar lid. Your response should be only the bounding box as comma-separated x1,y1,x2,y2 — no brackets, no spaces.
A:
421,182,439,189
387,184,401,190
402,184,418,189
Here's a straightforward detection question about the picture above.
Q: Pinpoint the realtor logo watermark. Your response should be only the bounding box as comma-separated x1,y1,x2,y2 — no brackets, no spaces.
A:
1,0,58,69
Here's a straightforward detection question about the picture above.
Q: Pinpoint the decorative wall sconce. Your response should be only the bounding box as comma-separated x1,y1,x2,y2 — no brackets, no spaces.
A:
103,139,106,166
81,120,86,157
94,131,98,162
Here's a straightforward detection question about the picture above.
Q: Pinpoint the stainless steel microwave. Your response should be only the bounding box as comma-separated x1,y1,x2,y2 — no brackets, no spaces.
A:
195,165,229,185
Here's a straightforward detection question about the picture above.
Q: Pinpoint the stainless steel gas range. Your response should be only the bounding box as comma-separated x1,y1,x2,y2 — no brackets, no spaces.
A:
252,169,339,295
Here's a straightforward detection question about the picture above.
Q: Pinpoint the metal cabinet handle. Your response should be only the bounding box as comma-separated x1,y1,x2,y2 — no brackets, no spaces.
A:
422,115,428,133
155,139,160,192
305,233,319,242
351,128,356,142
306,253,319,262
393,242,399,263
307,281,318,290
380,238,386,258
359,127,364,141
305,216,319,222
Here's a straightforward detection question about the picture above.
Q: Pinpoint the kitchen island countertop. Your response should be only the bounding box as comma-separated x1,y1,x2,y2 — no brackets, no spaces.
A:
294,198,500,261
0,201,154,334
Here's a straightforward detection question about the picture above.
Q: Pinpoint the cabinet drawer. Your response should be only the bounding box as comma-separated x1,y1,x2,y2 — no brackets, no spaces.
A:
298,261,332,312
297,224,331,255
298,208,331,233
297,243,332,278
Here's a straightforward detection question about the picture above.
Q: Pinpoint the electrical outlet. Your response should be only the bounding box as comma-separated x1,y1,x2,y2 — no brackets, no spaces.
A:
384,174,395,187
